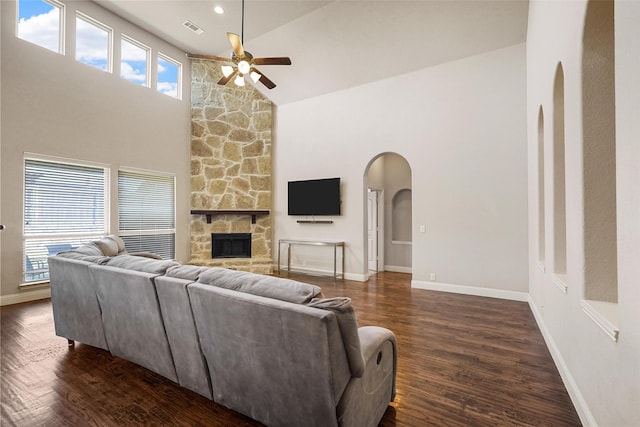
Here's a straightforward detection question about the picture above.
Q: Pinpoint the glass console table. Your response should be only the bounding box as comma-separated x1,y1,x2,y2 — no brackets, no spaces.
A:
277,239,345,280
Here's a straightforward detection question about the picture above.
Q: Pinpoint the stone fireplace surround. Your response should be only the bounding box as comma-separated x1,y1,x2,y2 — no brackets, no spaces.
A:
189,61,273,275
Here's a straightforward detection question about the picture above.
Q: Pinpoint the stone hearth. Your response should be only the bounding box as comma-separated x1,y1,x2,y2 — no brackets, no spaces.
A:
189,61,273,274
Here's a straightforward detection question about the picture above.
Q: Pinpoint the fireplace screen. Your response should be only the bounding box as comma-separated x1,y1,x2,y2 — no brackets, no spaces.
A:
212,233,251,258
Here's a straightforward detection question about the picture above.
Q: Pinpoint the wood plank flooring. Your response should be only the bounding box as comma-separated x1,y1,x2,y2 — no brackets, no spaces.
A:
1,272,581,426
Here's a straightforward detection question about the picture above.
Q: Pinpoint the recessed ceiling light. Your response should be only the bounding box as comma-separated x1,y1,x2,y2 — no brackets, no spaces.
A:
214,6,224,14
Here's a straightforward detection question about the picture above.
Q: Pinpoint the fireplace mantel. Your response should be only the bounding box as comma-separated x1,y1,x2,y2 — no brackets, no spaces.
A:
190,210,270,224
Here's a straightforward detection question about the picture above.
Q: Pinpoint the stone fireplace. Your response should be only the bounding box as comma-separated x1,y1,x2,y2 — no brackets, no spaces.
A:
189,61,273,274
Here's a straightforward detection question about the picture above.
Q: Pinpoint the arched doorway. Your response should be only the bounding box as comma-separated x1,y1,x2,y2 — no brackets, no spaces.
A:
363,153,412,276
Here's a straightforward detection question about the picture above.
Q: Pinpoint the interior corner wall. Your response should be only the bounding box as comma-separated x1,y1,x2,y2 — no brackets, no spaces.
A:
526,0,640,425
273,43,528,289
0,0,191,303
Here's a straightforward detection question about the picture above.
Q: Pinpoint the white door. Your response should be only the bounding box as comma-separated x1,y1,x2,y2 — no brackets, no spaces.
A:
367,190,378,271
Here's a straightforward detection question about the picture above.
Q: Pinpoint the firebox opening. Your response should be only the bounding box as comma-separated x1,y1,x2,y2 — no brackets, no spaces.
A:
212,233,251,259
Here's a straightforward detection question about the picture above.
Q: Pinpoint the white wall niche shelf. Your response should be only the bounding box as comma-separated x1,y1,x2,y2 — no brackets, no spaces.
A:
581,299,619,342
551,274,568,294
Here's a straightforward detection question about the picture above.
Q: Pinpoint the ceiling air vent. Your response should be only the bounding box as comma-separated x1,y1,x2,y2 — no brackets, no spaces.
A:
182,20,204,35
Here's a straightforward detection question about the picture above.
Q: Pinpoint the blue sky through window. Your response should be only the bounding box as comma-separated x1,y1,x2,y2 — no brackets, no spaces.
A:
121,37,149,86
76,15,110,72
158,55,180,99
17,0,61,53
18,0,52,19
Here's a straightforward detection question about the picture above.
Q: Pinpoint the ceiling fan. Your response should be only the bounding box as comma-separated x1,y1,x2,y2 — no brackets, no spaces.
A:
187,0,291,89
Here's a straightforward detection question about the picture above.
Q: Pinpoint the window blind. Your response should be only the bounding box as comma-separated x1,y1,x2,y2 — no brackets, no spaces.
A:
23,158,107,282
118,169,175,259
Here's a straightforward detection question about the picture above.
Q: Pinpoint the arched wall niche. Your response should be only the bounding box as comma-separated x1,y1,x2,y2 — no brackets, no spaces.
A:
392,189,412,242
537,106,546,266
363,152,412,274
582,0,617,303
553,63,567,277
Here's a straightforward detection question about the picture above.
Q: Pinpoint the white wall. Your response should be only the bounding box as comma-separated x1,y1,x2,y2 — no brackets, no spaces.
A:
527,0,640,425
274,43,528,291
0,0,191,304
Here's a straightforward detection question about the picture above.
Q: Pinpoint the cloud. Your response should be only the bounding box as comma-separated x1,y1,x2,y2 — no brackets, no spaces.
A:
121,62,148,84
157,82,178,98
121,40,148,62
18,8,60,52
75,17,109,67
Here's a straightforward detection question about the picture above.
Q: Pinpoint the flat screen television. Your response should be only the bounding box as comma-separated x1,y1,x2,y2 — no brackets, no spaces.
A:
288,177,341,216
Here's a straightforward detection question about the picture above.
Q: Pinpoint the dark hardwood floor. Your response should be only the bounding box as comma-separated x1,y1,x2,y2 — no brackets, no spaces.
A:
1,272,581,426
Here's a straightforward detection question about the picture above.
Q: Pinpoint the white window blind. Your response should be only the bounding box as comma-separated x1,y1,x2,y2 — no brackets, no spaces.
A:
118,169,175,259
24,158,108,283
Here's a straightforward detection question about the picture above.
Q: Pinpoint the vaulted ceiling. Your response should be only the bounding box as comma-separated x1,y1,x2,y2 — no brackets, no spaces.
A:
95,0,529,105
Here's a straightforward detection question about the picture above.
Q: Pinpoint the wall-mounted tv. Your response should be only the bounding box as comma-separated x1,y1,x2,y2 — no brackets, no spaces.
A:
288,177,341,216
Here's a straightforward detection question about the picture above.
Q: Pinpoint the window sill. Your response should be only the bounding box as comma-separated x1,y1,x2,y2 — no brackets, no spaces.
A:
551,273,568,294
581,299,619,342
19,280,50,289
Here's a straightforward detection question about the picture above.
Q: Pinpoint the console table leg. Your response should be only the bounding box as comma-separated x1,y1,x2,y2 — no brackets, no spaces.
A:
333,245,337,281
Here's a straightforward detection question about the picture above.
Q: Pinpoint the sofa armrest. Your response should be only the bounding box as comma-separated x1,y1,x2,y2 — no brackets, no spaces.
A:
359,326,397,400
359,326,396,365
336,326,397,427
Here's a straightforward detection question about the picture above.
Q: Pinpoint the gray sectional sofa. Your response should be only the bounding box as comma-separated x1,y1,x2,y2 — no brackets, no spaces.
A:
48,235,397,427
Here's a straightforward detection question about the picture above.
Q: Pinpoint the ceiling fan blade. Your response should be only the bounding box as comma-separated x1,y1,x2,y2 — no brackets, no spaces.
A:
253,68,276,89
227,32,245,58
217,69,238,86
187,53,232,62
253,57,292,66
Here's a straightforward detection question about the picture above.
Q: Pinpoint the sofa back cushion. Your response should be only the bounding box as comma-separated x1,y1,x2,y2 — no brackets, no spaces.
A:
188,283,351,426
197,268,322,304
165,264,209,281
307,297,365,377
106,255,179,274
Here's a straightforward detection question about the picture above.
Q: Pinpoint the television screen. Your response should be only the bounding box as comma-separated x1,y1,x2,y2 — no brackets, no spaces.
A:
288,178,341,216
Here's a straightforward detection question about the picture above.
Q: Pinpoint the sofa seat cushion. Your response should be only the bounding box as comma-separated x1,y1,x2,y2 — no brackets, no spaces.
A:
197,268,322,304
307,297,365,377
106,255,179,274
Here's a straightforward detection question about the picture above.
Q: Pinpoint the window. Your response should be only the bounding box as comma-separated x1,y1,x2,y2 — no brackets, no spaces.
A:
157,53,181,99
23,157,108,283
75,12,112,72
121,35,150,87
17,0,64,54
118,169,175,259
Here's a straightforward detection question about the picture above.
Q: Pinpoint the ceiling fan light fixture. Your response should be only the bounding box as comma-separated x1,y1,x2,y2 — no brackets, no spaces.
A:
238,60,251,74
250,71,261,83
221,65,234,77
234,74,246,87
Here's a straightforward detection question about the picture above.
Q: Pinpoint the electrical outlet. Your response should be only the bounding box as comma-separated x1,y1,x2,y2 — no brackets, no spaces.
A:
430,273,436,281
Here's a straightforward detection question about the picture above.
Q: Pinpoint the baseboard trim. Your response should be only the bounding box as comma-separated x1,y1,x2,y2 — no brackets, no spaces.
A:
411,279,528,302
528,296,596,427
384,265,412,273
0,287,51,306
